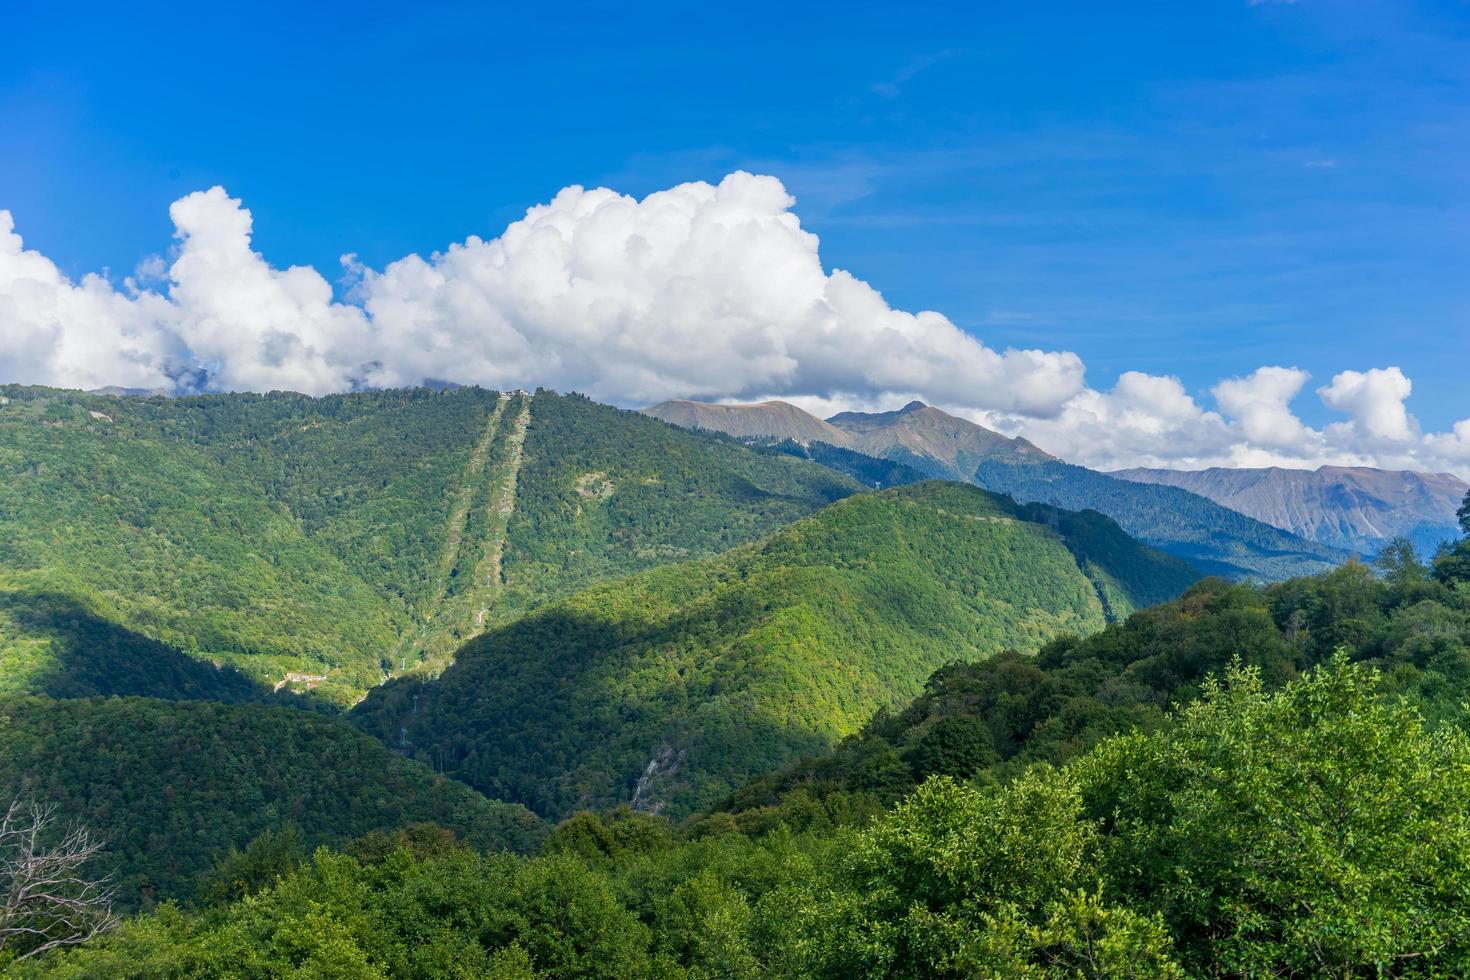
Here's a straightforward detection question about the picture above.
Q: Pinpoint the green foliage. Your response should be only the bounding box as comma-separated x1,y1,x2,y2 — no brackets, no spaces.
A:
0,589,265,702
31,659,1470,977
752,438,932,490
1014,501,1199,614
718,548,1470,825
197,825,307,907
0,386,866,701
495,391,862,614
1434,539,1470,586
354,482,1194,819
1080,659,1470,976
0,695,545,909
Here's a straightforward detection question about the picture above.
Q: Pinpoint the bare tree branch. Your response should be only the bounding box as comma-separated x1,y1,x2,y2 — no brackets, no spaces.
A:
0,796,117,963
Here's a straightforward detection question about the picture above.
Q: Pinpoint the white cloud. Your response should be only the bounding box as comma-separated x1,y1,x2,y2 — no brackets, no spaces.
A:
0,174,1083,413
0,210,185,392
167,188,373,395
973,362,1469,478
0,173,1466,478
1318,367,1417,444
352,173,1084,414
1212,366,1318,450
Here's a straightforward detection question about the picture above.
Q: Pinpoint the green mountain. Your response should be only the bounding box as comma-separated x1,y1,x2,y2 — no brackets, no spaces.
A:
32,610,1470,977
643,397,1344,580
20,494,1470,978
352,482,1198,820
0,694,544,909
713,544,1470,831
0,386,860,702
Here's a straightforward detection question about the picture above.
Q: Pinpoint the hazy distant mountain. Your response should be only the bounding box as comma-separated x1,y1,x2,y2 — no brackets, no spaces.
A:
827,401,1054,474
1113,465,1469,555
647,398,1343,580
643,399,857,446
643,398,1052,472
87,385,173,397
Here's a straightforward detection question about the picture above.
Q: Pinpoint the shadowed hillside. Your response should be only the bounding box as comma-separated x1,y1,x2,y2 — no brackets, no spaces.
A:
353,482,1197,819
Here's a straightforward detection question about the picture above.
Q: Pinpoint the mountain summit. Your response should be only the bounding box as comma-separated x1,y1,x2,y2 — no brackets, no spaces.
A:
645,396,1343,580
643,397,1051,476
825,401,1053,475
642,399,856,447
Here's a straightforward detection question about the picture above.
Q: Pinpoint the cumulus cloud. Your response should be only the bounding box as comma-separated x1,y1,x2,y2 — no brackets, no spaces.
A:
351,173,1084,413
0,210,185,391
1212,366,1318,450
1318,367,1417,445
978,363,1467,479
0,173,1082,413
0,172,1466,477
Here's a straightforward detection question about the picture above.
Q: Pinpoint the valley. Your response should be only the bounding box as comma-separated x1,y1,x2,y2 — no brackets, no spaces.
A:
3,384,1469,977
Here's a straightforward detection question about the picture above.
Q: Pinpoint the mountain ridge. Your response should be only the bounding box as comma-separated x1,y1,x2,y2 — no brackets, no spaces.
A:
1114,463,1468,555
643,397,1344,580
351,481,1198,819
0,386,864,702
643,399,857,447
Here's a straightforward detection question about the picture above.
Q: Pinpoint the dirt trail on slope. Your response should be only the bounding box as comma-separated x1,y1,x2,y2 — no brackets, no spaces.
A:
470,393,532,629
390,397,507,672
432,398,507,600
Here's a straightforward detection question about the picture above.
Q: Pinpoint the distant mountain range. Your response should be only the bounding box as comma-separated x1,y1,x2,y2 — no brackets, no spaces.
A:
644,398,1346,580
645,397,1052,471
1113,465,1469,556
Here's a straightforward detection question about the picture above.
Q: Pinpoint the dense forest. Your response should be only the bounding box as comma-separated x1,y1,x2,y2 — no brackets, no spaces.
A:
0,695,544,910
352,482,1196,819
712,537,1470,829
0,387,864,701
22,613,1470,974
6,382,1470,976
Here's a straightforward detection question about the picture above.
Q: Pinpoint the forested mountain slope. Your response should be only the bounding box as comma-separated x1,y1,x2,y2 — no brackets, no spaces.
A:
0,386,860,701
1115,463,1468,555
712,541,1470,830
0,695,544,909
352,482,1197,820
32,630,1470,976
20,508,1470,976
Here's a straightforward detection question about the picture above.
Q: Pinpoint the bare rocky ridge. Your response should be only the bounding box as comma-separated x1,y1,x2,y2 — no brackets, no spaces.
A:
1113,464,1469,554
643,399,856,447
826,400,1054,474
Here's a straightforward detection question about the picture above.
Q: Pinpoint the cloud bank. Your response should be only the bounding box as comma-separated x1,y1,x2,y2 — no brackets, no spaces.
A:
2,173,1467,477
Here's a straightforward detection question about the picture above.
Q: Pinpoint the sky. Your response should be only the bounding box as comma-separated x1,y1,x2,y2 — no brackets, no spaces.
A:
2,0,1468,474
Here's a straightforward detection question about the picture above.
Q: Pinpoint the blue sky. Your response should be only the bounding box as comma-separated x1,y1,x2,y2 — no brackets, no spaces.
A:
2,0,1468,467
